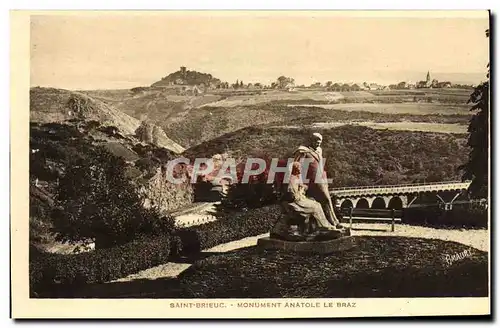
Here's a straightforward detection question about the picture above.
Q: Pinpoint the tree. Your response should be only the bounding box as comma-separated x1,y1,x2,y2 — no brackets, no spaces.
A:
276,76,295,89
326,81,333,88
51,146,174,249
397,81,408,89
459,29,490,199
136,121,152,143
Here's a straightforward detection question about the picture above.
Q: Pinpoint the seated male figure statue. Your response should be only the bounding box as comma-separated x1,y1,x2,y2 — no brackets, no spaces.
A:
293,132,344,229
271,162,343,241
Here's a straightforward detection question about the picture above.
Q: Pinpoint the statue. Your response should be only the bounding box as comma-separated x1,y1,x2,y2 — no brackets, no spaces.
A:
271,162,345,242
293,132,343,229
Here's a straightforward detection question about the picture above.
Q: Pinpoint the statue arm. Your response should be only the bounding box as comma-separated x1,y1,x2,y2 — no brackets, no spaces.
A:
293,149,306,162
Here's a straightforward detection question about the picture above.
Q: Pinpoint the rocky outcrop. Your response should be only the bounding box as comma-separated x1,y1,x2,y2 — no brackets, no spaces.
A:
138,168,194,214
135,120,185,154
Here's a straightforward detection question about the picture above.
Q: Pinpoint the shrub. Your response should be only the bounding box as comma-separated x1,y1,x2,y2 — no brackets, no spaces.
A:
222,182,278,209
177,236,488,298
30,234,172,298
52,145,175,249
31,205,283,297
403,202,488,228
174,205,283,255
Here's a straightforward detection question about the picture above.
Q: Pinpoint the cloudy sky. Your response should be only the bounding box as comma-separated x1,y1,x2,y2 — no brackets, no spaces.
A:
30,11,490,90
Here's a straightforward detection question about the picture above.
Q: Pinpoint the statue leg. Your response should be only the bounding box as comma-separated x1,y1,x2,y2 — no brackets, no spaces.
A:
307,184,340,227
309,201,336,229
321,200,341,227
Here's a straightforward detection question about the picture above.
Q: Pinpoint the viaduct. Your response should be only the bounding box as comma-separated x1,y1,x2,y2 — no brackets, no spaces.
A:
330,181,472,210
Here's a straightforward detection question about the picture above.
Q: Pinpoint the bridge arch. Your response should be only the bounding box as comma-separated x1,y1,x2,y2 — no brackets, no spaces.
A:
388,197,404,209
356,198,370,209
340,199,354,209
371,197,386,209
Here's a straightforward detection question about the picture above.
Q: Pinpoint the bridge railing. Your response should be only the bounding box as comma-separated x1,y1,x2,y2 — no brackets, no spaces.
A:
330,180,471,192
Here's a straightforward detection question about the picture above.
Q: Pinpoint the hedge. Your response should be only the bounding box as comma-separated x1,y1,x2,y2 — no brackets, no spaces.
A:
30,234,172,298
177,236,488,298
173,204,283,255
403,202,488,228
30,204,285,297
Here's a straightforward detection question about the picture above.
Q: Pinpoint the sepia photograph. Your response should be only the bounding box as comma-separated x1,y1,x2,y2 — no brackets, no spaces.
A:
11,9,491,318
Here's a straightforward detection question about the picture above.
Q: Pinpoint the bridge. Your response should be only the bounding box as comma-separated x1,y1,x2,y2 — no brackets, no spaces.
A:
330,180,471,210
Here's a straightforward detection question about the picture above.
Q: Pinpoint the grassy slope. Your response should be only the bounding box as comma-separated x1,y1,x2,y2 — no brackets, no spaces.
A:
177,236,488,298
163,104,470,148
29,121,193,253
30,87,185,153
75,88,472,149
183,125,467,187
30,87,140,135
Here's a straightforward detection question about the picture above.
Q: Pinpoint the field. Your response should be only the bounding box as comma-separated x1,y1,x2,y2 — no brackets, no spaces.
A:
199,88,472,108
290,102,471,115
199,89,344,107
310,122,467,134
29,83,486,300
60,87,474,150
182,124,468,187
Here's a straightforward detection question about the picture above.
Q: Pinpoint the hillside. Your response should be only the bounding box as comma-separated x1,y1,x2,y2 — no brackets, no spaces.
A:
162,104,470,148
76,88,472,150
30,87,185,153
183,125,468,187
151,67,223,88
29,121,194,252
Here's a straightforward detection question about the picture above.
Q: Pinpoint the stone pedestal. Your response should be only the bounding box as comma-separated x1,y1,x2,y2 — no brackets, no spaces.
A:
257,235,356,254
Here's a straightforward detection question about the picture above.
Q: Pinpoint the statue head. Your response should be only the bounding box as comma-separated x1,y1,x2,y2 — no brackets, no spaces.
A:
309,132,323,149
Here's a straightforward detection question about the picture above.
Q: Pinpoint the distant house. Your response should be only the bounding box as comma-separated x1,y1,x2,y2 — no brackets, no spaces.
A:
179,85,204,96
285,82,296,92
416,81,428,89
350,84,361,91
437,81,452,88
368,83,385,91
327,83,342,91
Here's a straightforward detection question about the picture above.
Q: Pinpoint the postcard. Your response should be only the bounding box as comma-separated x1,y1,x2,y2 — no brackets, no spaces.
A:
11,9,490,318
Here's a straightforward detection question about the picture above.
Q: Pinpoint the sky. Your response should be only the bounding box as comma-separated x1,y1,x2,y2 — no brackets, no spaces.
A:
30,11,490,90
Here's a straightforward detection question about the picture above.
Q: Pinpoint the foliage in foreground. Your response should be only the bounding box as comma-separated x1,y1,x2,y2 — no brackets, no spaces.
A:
459,28,490,199
30,205,283,297
30,235,172,297
177,236,488,298
52,145,176,249
403,202,488,228
185,124,467,188
173,205,282,255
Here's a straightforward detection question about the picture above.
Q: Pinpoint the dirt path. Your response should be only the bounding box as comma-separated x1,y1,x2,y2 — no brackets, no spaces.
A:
111,224,488,283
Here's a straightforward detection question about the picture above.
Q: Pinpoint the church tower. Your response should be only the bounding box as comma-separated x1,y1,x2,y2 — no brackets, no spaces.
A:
426,71,431,84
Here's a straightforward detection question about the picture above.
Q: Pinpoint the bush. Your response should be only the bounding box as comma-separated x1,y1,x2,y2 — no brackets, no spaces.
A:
403,202,488,228
177,236,488,298
31,204,284,297
174,205,283,255
30,234,172,298
52,145,175,249
222,182,278,209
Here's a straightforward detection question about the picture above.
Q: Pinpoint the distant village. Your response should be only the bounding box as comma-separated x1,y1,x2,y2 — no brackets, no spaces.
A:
136,67,473,96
